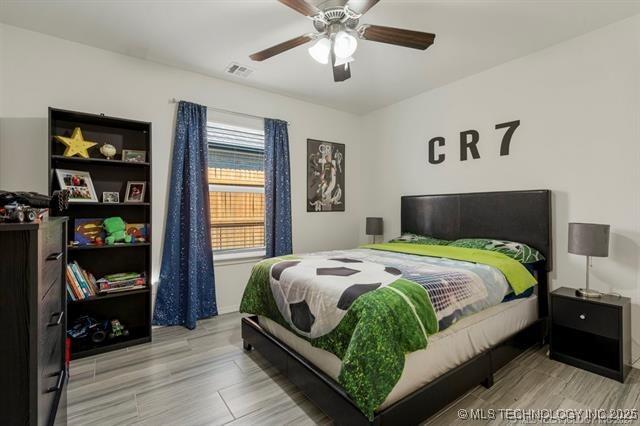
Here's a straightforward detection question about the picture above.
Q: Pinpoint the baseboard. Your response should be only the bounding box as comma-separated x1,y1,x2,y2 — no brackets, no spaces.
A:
218,304,240,315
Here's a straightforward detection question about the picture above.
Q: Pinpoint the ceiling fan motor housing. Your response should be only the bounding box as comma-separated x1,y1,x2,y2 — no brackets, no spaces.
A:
313,7,360,33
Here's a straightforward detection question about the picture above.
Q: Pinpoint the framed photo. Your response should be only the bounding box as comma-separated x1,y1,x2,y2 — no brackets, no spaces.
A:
307,139,345,212
124,181,146,203
102,191,120,204
122,149,147,163
55,169,98,203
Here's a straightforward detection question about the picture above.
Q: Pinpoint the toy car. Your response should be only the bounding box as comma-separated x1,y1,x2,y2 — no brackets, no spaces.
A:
67,316,110,343
0,203,38,223
108,319,129,339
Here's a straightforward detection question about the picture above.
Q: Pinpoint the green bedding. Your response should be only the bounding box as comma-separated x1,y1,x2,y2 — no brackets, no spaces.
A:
361,243,537,295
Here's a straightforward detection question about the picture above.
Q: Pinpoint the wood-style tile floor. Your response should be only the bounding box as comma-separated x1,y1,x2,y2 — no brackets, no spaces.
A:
68,312,640,425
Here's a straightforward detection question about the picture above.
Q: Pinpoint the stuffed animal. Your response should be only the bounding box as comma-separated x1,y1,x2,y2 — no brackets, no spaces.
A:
103,217,132,245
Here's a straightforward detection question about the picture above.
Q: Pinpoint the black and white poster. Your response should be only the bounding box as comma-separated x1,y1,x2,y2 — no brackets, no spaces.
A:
307,139,345,212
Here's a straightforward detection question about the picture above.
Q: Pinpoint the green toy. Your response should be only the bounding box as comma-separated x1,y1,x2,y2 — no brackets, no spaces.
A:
103,217,132,245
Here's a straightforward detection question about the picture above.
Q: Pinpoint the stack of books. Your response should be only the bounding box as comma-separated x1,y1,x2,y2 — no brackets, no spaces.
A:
66,263,146,301
66,261,98,301
96,272,146,294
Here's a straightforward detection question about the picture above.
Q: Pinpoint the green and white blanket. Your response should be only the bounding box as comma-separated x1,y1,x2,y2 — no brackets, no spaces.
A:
239,244,536,419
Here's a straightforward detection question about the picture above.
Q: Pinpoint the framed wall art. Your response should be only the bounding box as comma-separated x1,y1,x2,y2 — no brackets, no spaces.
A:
307,139,345,212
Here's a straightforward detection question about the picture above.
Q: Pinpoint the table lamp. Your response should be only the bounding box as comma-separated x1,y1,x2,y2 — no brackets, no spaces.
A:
568,222,610,298
366,217,383,244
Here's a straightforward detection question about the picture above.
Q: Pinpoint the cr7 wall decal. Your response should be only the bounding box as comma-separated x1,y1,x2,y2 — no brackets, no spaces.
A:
427,120,521,165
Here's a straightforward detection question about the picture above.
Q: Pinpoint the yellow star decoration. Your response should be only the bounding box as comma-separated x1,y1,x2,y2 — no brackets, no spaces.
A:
55,127,98,158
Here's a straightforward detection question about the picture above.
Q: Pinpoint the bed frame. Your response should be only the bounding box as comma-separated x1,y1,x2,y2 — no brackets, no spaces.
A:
242,189,552,425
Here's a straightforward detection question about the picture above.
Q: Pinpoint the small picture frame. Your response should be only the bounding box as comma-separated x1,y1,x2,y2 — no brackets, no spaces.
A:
102,192,120,204
124,182,146,203
122,149,147,163
55,169,98,203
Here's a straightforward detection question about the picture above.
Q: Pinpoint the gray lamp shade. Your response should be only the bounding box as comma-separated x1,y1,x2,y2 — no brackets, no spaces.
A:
366,217,383,236
568,223,610,257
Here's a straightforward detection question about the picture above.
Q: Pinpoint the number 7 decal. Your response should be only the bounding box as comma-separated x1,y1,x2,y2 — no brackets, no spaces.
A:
495,120,520,156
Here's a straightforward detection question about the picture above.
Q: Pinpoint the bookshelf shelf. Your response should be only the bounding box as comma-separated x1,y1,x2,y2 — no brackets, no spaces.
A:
52,155,150,167
68,287,150,305
68,242,151,251
68,202,150,207
72,336,152,359
49,107,152,360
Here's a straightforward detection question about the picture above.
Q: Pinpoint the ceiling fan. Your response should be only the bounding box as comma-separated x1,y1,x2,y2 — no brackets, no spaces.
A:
249,0,436,82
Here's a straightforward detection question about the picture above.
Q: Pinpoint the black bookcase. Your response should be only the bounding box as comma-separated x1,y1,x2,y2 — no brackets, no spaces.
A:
48,108,152,359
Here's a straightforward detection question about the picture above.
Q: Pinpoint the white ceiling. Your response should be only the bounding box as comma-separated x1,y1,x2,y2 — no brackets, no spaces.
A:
1,0,640,114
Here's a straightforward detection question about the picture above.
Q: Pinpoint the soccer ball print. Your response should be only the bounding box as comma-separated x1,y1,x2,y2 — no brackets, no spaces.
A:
269,257,402,338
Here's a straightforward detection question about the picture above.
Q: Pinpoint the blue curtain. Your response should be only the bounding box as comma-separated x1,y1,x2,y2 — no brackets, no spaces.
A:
153,101,217,329
264,118,293,257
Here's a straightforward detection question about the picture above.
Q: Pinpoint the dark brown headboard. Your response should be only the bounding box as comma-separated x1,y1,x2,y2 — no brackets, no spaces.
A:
401,190,552,317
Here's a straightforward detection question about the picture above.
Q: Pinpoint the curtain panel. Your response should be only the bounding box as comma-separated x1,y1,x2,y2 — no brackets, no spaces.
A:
153,101,217,329
264,118,293,257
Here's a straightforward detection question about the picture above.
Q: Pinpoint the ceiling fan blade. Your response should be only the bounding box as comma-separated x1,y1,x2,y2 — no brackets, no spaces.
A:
359,25,435,50
346,0,380,15
250,34,313,61
331,51,352,82
278,0,320,17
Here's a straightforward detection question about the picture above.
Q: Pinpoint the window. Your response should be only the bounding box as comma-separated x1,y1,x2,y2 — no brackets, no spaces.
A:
207,121,265,256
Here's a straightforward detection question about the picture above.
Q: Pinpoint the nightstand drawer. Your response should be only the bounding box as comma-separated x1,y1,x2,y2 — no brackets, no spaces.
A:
552,296,619,339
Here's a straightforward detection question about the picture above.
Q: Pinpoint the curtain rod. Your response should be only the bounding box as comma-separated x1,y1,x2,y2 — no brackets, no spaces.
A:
169,98,289,126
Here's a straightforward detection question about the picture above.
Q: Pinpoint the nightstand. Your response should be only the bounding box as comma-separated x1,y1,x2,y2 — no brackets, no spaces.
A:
550,287,631,382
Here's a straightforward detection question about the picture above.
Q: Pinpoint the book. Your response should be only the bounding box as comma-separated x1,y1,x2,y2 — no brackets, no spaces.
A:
87,272,99,295
65,265,83,300
70,263,90,298
103,272,142,282
99,285,142,294
96,272,146,293
66,284,76,302
97,278,145,292
77,262,96,296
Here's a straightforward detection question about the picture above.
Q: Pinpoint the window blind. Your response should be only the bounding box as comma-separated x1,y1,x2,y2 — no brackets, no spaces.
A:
207,122,265,253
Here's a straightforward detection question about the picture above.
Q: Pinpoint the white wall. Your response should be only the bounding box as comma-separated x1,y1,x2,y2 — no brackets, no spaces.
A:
0,24,3,117
361,15,640,361
0,24,363,313
2,16,639,363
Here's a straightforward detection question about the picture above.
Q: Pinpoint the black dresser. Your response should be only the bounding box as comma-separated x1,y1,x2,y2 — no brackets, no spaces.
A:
0,218,68,425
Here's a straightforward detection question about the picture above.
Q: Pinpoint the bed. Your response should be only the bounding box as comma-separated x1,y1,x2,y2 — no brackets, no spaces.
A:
241,189,552,425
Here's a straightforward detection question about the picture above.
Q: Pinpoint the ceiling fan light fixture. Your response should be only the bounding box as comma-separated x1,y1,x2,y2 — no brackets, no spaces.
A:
334,55,354,67
333,30,358,59
308,38,331,64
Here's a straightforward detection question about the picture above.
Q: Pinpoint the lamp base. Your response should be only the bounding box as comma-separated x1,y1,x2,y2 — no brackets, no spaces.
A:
575,288,602,298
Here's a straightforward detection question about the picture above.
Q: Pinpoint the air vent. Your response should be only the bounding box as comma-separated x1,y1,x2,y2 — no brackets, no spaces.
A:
225,62,254,78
